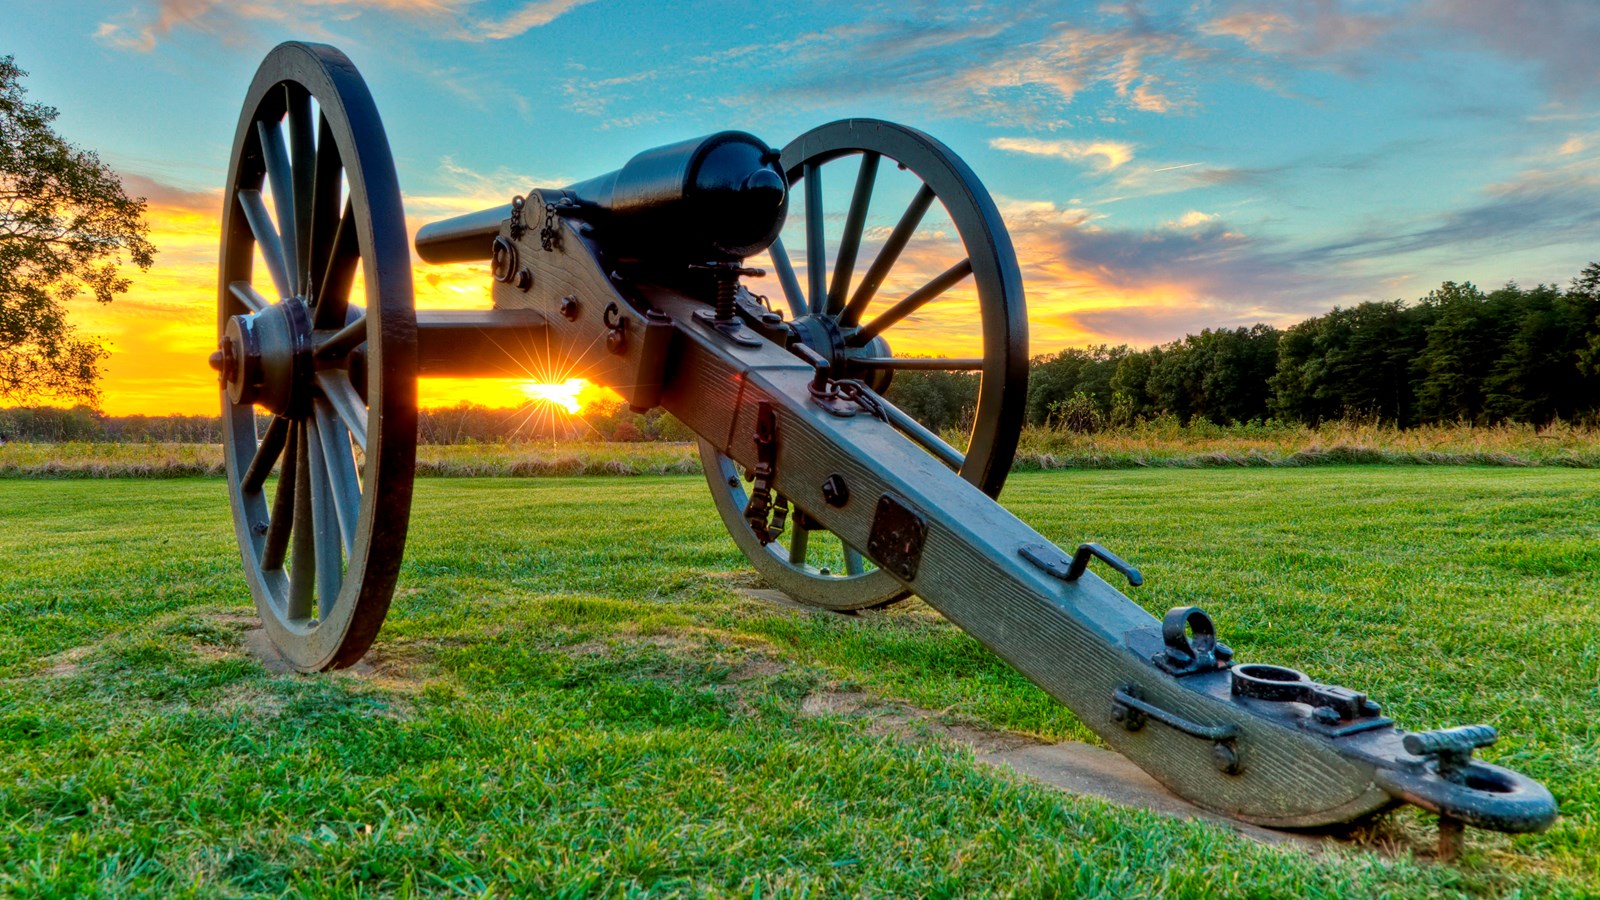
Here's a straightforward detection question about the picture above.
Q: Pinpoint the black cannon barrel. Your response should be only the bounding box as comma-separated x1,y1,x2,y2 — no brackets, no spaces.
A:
414,204,513,264
414,131,787,266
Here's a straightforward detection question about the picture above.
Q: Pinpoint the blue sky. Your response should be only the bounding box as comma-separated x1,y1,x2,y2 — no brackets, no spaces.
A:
5,0,1599,413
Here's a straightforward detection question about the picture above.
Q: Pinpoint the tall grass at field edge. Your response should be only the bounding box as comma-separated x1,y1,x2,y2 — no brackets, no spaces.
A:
7,419,1600,477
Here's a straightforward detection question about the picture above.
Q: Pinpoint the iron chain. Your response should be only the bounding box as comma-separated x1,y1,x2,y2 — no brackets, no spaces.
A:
508,195,526,241
834,379,889,422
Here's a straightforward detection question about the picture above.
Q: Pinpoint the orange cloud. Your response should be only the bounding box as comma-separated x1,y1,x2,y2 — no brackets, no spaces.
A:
989,137,1136,171
95,0,589,52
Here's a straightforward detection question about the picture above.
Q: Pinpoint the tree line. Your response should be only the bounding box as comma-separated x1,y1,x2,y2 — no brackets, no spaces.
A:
893,263,1600,432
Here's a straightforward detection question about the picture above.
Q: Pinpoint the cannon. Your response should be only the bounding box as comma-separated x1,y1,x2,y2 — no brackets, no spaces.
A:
210,43,1556,855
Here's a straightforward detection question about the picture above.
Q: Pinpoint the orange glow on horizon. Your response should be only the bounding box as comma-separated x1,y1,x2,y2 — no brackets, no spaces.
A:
40,179,1190,418
519,378,587,414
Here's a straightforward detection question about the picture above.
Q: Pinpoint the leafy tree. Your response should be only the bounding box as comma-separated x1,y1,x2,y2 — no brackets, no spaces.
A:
883,367,978,432
0,56,155,403
1480,284,1592,424
1145,326,1278,424
1413,282,1511,423
1025,345,1126,425
1271,301,1432,425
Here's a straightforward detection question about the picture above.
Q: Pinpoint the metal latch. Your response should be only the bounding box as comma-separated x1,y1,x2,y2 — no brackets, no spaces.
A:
1112,684,1242,775
1020,541,1143,587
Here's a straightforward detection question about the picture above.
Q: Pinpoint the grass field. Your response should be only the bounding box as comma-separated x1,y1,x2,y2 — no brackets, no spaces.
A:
1,468,1597,897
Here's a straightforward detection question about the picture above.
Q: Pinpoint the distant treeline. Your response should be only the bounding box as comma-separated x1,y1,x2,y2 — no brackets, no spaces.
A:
5,263,1597,442
896,263,1600,432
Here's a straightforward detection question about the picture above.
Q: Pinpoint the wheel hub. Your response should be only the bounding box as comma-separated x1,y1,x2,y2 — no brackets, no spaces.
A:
217,299,314,416
788,312,893,394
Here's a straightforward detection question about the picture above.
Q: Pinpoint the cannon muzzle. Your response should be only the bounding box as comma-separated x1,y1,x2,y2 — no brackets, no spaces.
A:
414,204,513,264
415,130,787,266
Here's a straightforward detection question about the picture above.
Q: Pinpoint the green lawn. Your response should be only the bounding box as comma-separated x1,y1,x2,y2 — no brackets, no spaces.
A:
0,468,1595,897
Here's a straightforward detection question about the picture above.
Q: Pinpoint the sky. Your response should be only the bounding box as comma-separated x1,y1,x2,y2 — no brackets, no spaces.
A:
5,0,1599,416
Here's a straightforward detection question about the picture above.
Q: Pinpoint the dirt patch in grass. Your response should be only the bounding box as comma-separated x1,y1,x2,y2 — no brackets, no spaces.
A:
556,629,793,688
212,681,286,719
44,645,91,677
727,654,786,682
800,688,1039,755
236,624,431,692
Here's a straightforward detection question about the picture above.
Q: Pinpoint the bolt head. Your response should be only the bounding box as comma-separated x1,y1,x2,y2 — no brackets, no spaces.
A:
1313,706,1343,725
515,268,534,291
1213,742,1242,775
559,296,580,321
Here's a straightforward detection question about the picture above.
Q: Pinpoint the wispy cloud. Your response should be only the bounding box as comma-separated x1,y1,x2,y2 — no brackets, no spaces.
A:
94,0,588,51
1302,157,1600,265
711,5,1234,128
1203,0,1600,103
458,0,596,41
990,137,1137,171
95,0,228,52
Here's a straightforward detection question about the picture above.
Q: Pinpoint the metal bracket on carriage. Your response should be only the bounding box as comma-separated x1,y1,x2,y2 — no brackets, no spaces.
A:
1230,659,1390,737
533,189,578,251
743,400,788,545
1124,606,1235,678
791,344,859,417
791,343,890,422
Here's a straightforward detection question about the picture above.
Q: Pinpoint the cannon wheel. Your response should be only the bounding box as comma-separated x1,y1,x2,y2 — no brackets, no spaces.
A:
216,42,417,671
701,119,1028,611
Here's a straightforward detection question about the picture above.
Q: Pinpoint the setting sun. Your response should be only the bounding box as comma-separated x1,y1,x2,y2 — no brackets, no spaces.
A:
520,378,588,415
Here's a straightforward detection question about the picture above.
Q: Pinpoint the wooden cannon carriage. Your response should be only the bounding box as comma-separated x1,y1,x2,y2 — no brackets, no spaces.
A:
209,42,1556,855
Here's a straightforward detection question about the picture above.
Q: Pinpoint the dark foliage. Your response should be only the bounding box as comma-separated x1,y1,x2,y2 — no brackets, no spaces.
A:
0,56,155,403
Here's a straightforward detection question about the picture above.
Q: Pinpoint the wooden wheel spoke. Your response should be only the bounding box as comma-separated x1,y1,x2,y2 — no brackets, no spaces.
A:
803,162,826,313
826,151,879,317
843,183,936,327
287,421,317,620
852,257,972,346
849,356,984,371
305,416,345,618
313,400,361,559
316,198,359,330
843,542,865,576
238,188,293,300
229,280,272,314
769,237,808,319
242,415,290,494
315,313,367,361
256,120,300,293
788,523,810,565
316,370,368,453
308,114,343,316
261,422,298,571
286,88,316,296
